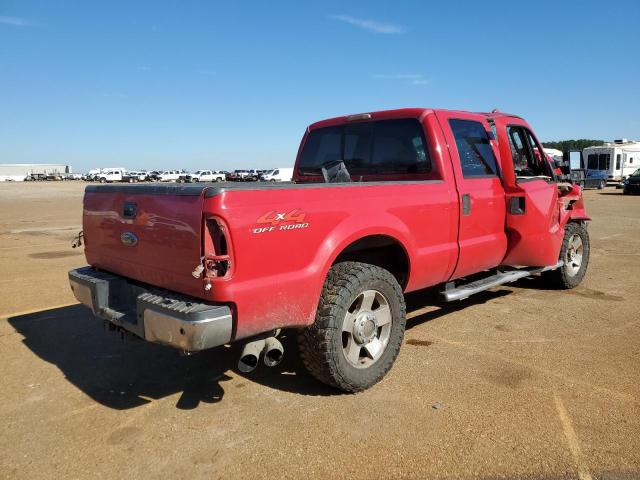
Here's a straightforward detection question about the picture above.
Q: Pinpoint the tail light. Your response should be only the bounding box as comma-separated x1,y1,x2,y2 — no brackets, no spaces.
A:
203,217,232,280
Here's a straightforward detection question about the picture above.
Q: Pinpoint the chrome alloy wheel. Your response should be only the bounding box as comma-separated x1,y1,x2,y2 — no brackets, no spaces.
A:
341,289,392,368
565,234,584,277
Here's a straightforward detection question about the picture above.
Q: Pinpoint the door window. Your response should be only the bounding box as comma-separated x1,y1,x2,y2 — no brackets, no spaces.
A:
507,126,554,178
449,119,498,177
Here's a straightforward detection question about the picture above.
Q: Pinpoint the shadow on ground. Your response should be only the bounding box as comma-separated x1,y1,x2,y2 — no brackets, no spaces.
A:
8,289,511,409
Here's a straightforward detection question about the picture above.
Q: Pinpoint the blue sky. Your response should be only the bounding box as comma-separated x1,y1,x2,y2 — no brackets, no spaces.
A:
1,0,639,172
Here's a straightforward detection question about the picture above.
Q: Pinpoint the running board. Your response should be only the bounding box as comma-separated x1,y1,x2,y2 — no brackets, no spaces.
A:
441,261,563,302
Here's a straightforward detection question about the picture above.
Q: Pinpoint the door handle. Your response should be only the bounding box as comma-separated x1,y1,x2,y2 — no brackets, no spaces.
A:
462,194,471,216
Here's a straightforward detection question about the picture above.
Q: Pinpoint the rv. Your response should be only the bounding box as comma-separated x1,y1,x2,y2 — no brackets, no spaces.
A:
583,140,640,181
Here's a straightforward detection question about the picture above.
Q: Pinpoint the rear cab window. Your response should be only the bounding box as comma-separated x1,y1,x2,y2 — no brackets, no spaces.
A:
296,118,438,182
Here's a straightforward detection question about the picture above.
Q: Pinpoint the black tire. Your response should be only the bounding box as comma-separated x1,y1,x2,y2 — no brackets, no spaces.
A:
298,262,406,392
543,222,590,289
216,177,223,182
99,177,106,184
598,180,606,189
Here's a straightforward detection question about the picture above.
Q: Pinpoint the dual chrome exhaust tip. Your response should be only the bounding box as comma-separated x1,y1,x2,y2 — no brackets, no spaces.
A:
237,336,284,373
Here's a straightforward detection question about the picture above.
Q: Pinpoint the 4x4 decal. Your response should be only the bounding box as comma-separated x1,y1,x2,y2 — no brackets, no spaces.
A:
253,209,309,234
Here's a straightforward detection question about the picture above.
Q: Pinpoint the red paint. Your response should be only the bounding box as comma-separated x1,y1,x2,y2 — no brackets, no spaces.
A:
82,108,589,341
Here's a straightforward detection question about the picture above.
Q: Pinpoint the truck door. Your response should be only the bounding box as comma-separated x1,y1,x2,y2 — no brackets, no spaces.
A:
492,118,563,266
436,112,507,279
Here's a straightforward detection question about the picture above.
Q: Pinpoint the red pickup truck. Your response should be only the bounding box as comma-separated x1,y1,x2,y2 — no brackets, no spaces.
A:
69,108,590,392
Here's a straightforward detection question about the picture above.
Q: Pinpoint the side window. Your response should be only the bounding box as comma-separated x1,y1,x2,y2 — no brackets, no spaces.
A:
507,126,553,178
616,154,621,170
449,119,498,177
273,169,279,175
587,154,598,169
525,130,554,178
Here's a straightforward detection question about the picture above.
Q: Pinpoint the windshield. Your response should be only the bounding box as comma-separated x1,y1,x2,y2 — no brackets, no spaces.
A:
632,169,640,177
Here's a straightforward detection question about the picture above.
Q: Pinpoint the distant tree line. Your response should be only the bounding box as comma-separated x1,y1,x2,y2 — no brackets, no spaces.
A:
541,139,605,152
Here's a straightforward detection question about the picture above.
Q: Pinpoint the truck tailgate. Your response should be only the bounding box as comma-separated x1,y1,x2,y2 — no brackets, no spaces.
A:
83,184,207,298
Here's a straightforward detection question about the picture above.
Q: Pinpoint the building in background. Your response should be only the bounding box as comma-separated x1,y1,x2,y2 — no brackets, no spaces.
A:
0,163,72,182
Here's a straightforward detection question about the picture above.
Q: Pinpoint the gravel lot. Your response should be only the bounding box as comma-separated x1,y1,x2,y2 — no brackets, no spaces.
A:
1,182,638,480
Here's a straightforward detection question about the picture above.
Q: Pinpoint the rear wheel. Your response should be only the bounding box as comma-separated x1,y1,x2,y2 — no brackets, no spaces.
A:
99,177,106,183
298,262,406,392
543,222,590,289
598,179,606,189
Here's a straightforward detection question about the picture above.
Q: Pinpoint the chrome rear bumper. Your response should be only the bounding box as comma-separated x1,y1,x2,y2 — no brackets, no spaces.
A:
68,267,233,351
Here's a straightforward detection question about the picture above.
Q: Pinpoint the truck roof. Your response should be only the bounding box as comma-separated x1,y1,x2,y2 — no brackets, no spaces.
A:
307,108,523,130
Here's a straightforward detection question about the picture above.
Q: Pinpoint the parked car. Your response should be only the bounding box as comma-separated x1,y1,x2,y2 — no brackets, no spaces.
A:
45,173,64,181
261,167,294,182
25,173,47,181
84,169,102,181
145,171,161,182
157,170,182,182
121,171,147,183
70,107,591,392
227,170,250,181
623,168,640,194
182,170,226,183
576,169,608,189
63,173,83,180
96,168,125,183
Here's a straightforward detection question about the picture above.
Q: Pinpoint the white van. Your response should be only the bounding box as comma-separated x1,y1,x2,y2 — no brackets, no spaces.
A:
261,167,293,182
97,168,126,183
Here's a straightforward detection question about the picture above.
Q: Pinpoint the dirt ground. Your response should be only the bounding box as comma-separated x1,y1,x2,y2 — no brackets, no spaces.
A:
0,181,638,480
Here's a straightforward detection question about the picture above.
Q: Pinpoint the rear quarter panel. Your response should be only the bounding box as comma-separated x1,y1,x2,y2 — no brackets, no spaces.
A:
206,182,458,340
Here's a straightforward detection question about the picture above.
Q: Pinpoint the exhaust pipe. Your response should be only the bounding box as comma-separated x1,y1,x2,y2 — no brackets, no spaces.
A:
238,339,266,373
263,337,284,367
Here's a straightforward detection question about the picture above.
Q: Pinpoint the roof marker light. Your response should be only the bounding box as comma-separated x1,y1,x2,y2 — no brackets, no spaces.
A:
346,113,372,121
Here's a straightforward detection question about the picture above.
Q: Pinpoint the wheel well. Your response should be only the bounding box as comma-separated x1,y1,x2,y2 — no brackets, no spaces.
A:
333,235,410,289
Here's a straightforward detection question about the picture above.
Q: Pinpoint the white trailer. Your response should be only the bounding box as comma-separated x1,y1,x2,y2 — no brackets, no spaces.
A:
583,140,640,181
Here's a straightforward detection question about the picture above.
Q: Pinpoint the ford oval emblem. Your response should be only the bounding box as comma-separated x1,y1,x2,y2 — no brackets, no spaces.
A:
121,231,138,247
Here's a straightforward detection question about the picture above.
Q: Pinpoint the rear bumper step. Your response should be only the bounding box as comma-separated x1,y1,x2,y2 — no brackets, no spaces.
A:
442,261,563,302
69,267,233,351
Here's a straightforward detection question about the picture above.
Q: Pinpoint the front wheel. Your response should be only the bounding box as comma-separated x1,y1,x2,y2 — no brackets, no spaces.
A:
298,262,406,392
598,180,606,189
543,222,590,289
